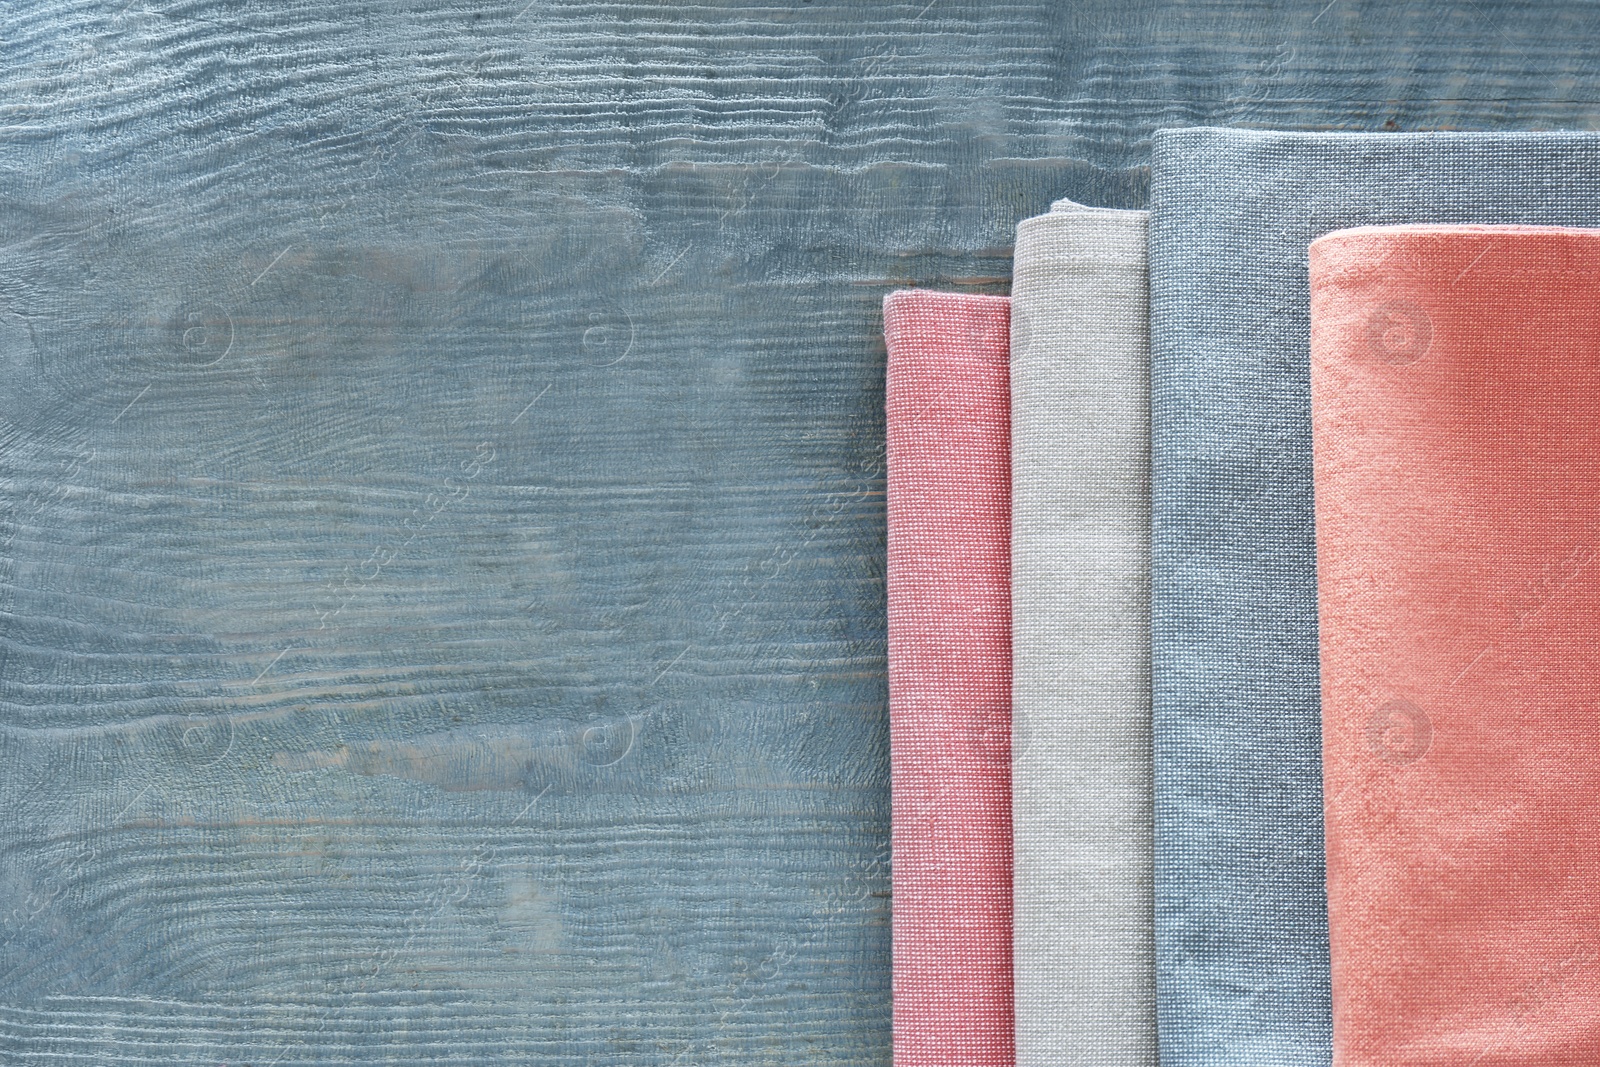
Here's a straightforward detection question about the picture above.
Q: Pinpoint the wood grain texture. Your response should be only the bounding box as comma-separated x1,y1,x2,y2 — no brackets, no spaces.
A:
1,0,1599,1062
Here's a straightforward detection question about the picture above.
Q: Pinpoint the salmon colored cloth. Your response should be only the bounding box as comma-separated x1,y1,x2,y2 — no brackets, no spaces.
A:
883,289,1014,1067
1311,225,1600,1067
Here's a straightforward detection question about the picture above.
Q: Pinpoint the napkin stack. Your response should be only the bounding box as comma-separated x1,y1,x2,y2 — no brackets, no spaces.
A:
886,128,1600,1067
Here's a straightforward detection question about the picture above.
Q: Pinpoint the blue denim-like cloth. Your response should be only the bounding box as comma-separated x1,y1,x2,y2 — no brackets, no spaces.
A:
1149,127,1600,1067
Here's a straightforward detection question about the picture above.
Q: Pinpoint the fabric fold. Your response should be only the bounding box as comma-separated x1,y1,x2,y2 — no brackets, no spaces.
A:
1311,224,1600,1066
1149,126,1600,1066
883,289,1014,1067
1010,200,1155,1067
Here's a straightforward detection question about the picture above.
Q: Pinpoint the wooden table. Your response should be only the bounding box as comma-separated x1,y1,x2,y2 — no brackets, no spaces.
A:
0,1,1595,1062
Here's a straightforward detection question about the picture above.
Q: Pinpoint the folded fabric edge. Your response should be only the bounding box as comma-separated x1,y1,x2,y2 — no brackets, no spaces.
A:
1016,211,1148,264
1311,222,1600,250
1047,196,1149,218
883,290,1013,364
885,288,1012,307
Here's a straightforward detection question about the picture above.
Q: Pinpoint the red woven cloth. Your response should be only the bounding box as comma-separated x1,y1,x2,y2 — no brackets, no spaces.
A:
1312,225,1600,1065
883,289,1014,1067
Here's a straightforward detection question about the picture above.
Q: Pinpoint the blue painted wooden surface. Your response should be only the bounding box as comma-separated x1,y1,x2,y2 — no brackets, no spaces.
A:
0,1,1598,1062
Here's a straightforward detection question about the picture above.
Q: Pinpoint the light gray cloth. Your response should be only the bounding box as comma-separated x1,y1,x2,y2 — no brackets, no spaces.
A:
1011,199,1154,1067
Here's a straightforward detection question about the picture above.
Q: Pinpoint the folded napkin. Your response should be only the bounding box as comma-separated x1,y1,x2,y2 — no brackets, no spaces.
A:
1010,201,1155,1067
1312,224,1600,1066
883,290,1014,1067
1149,127,1600,1066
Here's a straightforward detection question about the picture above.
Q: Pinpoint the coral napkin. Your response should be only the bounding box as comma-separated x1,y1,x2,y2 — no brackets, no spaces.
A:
883,290,1014,1067
1311,224,1600,1066
1010,201,1155,1067
1150,127,1600,1067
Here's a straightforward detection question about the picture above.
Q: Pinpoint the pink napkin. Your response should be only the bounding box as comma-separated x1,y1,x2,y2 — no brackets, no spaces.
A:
883,289,1014,1067
1311,225,1600,1066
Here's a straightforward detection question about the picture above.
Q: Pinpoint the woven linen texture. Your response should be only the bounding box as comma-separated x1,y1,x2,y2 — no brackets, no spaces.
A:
1010,201,1154,1067
1149,127,1600,1067
1311,224,1600,1067
883,290,1014,1067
